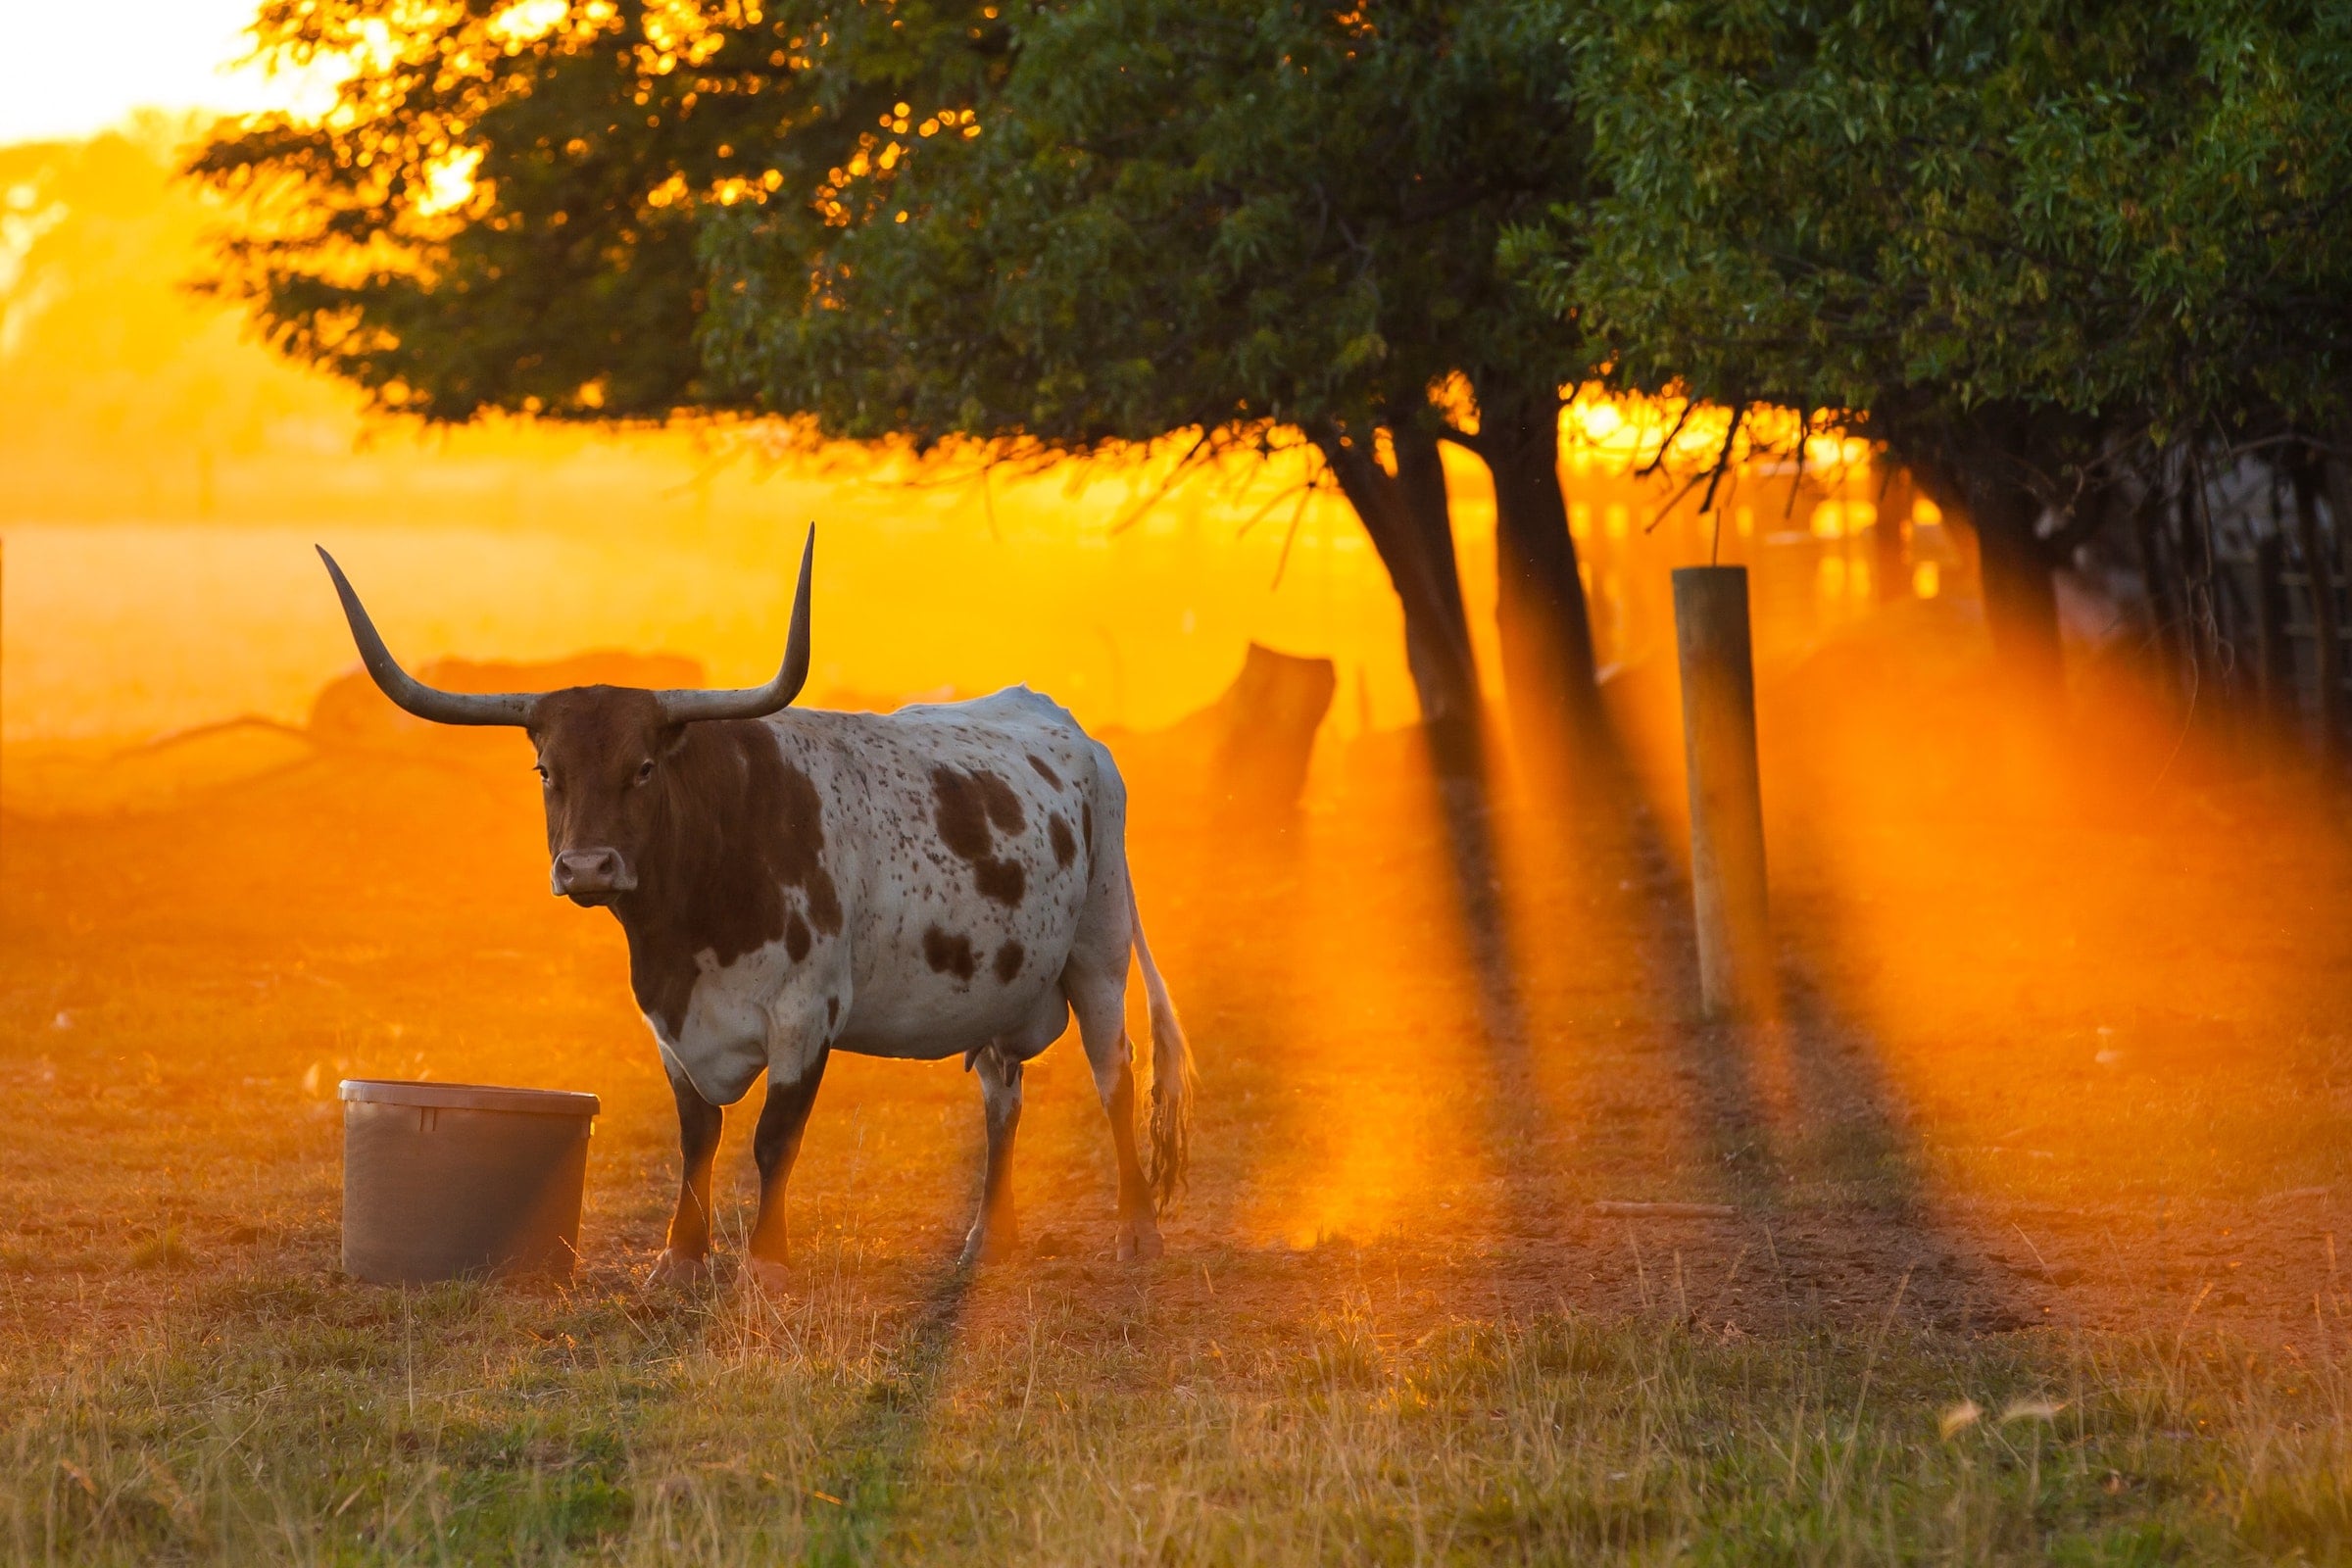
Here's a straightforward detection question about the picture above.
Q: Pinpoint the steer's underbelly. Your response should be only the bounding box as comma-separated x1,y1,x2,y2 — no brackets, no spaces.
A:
832,960,1071,1060
833,992,1019,1059
662,915,1081,1085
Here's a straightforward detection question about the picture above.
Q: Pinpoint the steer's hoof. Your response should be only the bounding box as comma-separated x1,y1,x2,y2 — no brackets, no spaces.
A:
646,1249,716,1290
740,1254,792,1298
1114,1221,1165,1263
959,1224,1018,1268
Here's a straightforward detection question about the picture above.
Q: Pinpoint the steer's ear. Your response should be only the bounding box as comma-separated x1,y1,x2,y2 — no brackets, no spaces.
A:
659,721,693,758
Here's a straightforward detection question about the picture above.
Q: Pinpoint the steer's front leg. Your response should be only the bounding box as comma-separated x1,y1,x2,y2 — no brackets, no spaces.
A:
648,1066,724,1288
743,1046,830,1295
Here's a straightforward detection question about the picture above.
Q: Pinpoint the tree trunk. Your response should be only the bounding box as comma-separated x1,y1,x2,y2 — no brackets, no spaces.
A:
1894,407,2073,689
2134,484,2189,698
1315,424,1480,759
2175,472,2223,691
1909,452,2061,685
1875,466,1913,604
1391,424,1477,680
1459,377,1601,758
1969,486,2063,685
2290,450,2340,760
2255,530,2290,734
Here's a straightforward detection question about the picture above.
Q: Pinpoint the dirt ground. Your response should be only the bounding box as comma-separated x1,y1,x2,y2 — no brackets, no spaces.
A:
6,604,2352,1559
7,607,2350,1342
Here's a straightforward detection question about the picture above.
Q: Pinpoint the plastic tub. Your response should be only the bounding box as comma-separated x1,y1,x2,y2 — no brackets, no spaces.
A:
339,1079,600,1285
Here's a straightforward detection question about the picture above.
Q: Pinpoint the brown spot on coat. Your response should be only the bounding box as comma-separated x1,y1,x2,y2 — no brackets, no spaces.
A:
931,765,994,860
973,768,1025,832
1027,753,1060,788
923,925,976,982
974,857,1026,906
772,758,844,934
784,910,811,961
1049,813,1077,868
542,705,837,1041
932,764,1024,845
931,764,1030,906
994,941,1025,983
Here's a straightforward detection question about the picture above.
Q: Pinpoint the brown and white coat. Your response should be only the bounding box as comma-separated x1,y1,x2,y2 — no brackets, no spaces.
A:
317,536,1189,1284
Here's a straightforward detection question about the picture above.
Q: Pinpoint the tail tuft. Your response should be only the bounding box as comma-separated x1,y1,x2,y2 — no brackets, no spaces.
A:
1129,885,1193,1213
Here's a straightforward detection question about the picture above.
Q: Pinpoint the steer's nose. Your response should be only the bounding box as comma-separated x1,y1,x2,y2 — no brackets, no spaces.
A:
551,848,635,902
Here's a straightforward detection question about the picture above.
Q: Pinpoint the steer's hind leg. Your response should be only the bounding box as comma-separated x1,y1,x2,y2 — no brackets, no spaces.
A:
959,1045,1024,1266
650,1065,724,1288
1067,972,1163,1262
743,1047,829,1296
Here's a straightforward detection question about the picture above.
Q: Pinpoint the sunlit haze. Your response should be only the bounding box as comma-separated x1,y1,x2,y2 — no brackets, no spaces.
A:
0,0,322,145
7,10,2352,1558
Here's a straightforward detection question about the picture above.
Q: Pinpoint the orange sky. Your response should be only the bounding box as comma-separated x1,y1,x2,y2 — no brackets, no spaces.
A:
0,22,1906,767
0,0,335,145
0,130,1468,751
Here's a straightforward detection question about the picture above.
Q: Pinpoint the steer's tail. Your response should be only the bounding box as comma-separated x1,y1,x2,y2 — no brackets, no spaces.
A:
1129,882,1194,1213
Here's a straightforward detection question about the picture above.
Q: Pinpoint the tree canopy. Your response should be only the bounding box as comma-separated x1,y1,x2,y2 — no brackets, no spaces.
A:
1527,0,2352,672
196,0,1612,746
193,0,1007,422
701,0,1605,733
194,0,2352,713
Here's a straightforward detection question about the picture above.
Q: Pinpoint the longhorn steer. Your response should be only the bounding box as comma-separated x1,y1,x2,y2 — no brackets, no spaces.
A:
317,530,1192,1284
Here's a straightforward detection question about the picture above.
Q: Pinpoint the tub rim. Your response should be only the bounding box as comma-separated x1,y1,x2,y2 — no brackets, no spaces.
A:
338,1078,601,1118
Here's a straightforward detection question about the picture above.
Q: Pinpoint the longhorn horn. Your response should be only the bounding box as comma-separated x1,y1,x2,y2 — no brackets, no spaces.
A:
316,546,537,727
315,524,814,729
652,523,814,724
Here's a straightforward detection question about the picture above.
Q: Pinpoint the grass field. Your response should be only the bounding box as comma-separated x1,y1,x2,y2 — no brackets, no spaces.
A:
8,612,2352,1563
15,1262,2352,1563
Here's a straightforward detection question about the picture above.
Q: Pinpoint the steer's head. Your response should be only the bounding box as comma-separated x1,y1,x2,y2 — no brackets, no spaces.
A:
316,529,814,908
527,686,673,906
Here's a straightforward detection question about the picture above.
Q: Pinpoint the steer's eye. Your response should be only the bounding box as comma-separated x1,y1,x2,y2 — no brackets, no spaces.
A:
534,763,551,785
634,759,656,785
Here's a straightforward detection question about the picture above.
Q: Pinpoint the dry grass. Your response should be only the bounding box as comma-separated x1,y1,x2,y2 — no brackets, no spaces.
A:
9,1251,2352,1564
12,616,2352,1561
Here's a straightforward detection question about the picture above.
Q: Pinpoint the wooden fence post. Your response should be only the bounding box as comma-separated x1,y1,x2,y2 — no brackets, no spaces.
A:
1673,565,1772,1018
